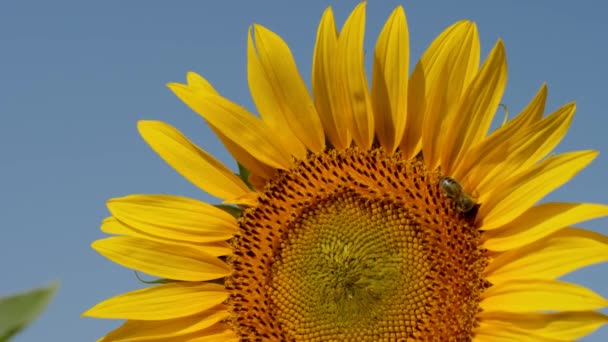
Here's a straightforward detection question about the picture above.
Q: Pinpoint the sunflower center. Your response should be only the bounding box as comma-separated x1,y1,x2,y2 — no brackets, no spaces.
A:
228,148,490,341
271,194,419,338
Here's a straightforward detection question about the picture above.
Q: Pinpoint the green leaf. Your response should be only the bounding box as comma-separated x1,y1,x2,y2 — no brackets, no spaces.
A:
214,204,242,219
0,283,58,342
237,162,253,190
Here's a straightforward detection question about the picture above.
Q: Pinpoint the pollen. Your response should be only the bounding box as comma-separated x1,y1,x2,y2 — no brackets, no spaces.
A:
227,147,490,341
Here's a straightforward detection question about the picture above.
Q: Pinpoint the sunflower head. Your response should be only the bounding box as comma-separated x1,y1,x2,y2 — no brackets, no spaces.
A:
228,148,490,340
85,3,608,341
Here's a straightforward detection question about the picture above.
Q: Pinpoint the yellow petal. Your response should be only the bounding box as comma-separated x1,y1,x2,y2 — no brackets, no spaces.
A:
105,324,237,342
137,121,251,201
419,21,479,169
401,57,424,159
177,325,238,342
486,228,608,283
443,22,480,113
501,83,547,132
441,40,507,174
312,6,350,150
215,129,276,181
455,100,572,192
249,25,325,154
100,217,232,257
470,102,574,194
335,2,374,149
168,83,294,169
92,236,230,281
401,21,469,159
185,71,215,93
189,241,232,257
225,191,258,207
247,29,305,161
83,282,228,320
371,6,409,152
475,324,563,342
477,311,608,342
483,202,608,251
478,150,598,230
101,216,131,235
247,173,268,192
107,195,238,243
420,58,450,170
482,279,608,312
99,305,228,341
180,73,277,179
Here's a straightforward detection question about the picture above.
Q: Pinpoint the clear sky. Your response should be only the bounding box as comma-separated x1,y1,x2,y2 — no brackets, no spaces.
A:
1,1,607,341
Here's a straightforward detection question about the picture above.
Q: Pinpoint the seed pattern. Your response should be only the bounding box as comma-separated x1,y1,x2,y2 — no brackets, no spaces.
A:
226,147,490,341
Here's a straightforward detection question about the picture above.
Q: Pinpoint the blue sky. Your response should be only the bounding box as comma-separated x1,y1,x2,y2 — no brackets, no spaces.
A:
1,1,607,341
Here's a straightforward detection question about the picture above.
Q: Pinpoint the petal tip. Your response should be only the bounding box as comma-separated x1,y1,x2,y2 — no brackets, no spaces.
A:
137,120,161,134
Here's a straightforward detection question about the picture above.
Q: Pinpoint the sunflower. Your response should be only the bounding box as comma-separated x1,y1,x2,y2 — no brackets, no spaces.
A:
84,3,608,341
